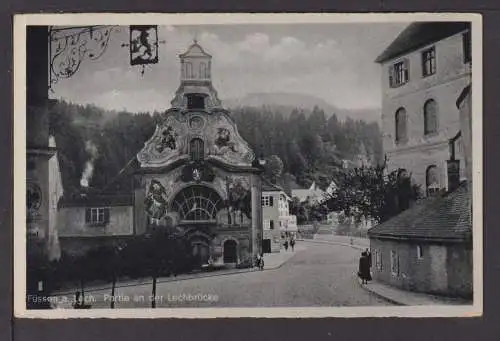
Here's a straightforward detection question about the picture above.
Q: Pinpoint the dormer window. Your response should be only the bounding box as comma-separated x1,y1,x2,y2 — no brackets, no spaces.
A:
186,94,206,110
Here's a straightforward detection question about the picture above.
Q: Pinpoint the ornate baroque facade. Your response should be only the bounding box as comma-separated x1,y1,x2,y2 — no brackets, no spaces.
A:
59,41,264,266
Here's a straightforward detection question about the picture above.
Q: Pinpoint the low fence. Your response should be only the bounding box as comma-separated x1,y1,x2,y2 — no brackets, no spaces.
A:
312,234,370,249
297,224,317,239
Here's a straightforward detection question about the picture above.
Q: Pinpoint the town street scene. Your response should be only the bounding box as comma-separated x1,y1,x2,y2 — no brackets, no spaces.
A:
22,17,475,311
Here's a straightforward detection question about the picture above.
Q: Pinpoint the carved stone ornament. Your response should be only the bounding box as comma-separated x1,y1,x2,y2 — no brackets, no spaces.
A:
137,113,188,167
180,162,216,183
207,113,255,167
27,182,42,211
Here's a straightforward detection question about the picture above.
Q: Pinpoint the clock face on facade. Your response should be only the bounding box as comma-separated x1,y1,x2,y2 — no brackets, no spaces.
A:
27,183,42,210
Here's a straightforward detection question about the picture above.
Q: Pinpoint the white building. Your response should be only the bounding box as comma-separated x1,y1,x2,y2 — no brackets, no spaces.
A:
376,22,471,195
261,180,297,253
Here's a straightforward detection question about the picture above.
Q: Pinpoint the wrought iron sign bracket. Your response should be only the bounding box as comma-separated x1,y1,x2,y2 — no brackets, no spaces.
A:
49,25,119,92
49,25,165,91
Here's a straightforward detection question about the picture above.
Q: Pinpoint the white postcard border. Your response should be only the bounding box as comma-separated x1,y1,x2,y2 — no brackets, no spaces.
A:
13,12,483,319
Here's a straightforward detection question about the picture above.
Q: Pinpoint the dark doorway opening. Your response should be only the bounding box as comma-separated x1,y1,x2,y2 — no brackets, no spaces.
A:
186,94,206,110
223,240,238,263
262,239,271,254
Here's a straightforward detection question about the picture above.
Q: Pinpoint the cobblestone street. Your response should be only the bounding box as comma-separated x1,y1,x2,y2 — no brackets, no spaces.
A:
55,241,391,309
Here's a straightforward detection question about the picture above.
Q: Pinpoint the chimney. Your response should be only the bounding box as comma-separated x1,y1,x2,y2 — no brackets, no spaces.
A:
447,133,461,192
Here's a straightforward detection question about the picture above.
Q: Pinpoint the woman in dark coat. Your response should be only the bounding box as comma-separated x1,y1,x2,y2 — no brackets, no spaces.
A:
358,251,372,284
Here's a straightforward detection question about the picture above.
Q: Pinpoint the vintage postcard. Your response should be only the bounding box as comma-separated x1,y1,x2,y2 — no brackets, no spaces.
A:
14,13,482,318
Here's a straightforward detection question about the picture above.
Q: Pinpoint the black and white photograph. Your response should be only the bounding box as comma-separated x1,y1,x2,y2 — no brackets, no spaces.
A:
14,13,482,318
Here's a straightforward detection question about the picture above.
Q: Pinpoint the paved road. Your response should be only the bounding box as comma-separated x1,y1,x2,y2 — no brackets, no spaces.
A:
57,241,391,308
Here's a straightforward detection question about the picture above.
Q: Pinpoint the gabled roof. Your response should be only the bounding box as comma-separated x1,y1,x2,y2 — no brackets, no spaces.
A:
179,40,212,58
262,178,285,192
368,182,472,242
375,22,471,63
59,193,134,208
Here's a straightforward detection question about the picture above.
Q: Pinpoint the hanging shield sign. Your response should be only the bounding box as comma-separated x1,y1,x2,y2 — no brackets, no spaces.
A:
129,25,159,66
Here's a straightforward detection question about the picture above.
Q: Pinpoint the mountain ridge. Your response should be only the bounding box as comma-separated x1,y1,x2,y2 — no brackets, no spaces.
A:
222,92,381,123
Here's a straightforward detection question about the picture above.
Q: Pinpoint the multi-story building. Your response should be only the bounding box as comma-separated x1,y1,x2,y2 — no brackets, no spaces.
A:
376,22,471,195
261,181,297,253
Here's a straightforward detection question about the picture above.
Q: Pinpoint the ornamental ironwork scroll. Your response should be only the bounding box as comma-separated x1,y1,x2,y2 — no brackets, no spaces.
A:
49,26,118,90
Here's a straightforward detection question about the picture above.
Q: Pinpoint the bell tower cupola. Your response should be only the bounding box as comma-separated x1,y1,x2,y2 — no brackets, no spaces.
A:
171,40,222,111
179,39,212,83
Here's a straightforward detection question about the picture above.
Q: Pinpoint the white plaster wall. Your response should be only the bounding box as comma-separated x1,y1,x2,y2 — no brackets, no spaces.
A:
381,31,471,192
58,206,134,237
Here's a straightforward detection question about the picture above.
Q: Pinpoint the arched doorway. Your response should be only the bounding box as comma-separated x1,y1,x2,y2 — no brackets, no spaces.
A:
223,239,238,264
191,238,210,267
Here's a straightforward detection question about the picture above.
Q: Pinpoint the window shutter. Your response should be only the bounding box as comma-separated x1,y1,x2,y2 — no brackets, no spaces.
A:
403,58,410,82
269,196,274,207
388,65,394,87
104,208,110,224
85,208,91,223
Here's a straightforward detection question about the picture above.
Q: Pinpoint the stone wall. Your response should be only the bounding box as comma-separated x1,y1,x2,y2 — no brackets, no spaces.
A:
370,238,472,298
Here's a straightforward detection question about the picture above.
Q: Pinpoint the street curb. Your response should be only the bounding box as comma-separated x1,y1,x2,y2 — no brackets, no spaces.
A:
263,251,299,271
359,283,406,306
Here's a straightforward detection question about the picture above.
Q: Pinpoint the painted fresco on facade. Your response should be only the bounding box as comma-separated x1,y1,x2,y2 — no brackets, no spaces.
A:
144,179,169,224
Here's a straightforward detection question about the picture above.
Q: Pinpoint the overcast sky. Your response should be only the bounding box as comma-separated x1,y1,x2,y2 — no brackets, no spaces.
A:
50,23,408,113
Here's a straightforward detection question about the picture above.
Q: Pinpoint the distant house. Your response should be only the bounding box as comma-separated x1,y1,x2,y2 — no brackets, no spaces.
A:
261,180,297,253
291,181,329,205
376,22,471,195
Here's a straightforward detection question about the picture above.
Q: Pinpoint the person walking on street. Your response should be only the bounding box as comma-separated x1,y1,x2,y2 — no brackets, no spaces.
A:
284,239,289,251
358,251,372,285
290,238,295,252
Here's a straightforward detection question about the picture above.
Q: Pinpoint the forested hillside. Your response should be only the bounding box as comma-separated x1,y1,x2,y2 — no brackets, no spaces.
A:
49,100,383,196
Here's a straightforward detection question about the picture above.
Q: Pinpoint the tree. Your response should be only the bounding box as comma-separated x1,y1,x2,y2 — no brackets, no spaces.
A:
290,197,309,225
287,139,307,178
263,155,284,184
322,163,422,224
